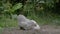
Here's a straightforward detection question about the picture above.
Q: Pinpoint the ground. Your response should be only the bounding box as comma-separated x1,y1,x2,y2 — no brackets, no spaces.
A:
2,25,60,34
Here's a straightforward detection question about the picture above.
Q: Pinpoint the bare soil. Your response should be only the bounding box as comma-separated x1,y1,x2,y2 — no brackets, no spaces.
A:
2,25,60,34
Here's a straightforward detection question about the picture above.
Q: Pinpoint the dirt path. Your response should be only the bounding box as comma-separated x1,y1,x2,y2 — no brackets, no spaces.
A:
2,25,60,34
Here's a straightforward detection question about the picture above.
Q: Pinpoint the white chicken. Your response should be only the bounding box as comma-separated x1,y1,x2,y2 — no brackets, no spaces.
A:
17,14,40,30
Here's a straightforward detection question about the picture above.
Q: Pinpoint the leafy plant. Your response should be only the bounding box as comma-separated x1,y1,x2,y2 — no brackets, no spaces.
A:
11,3,22,12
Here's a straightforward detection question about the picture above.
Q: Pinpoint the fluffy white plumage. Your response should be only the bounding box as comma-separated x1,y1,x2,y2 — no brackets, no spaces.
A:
17,15,40,30
30,20,40,30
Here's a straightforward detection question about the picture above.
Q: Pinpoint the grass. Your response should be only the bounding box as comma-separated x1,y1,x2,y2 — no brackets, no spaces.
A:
0,17,18,28
0,27,4,34
27,13,60,26
0,13,60,28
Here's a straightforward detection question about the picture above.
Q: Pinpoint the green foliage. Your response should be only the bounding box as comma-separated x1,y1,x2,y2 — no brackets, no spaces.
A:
0,27,3,34
0,17,17,27
11,3,22,12
0,0,60,27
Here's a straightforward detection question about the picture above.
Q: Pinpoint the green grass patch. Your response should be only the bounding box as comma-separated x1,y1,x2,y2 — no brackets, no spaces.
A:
0,13,60,28
27,13,60,26
0,17,17,27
